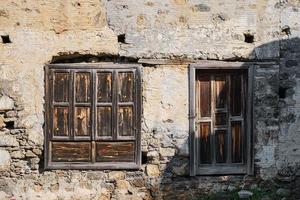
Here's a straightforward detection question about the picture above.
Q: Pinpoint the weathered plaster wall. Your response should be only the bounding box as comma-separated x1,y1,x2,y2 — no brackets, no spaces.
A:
0,0,299,199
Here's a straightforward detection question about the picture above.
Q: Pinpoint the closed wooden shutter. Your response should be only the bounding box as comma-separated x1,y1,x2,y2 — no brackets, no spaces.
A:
45,64,142,169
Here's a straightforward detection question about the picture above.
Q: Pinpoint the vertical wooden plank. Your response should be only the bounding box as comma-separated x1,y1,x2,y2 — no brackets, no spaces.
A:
97,72,112,102
135,66,142,167
118,106,133,136
215,130,227,163
230,73,242,116
44,66,50,168
227,75,232,164
211,76,216,164
118,72,134,102
231,121,242,163
97,107,112,136
53,107,69,136
74,107,90,136
92,70,96,141
112,70,117,140
75,72,91,103
53,72,69,102
215,76,227,109
70,70,75,140
247,66,254,174
189,66,196,176
199,122,211,164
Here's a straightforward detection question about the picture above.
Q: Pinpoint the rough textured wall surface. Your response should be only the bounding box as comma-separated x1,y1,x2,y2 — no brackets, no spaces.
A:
0,0,300,199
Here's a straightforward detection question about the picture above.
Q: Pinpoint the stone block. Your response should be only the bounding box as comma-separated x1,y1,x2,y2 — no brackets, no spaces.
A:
0,149,11,171
0,95,14,111
0,134,18,147
116,180,131,190
159,148,176,157
108,171,125,180
276,188,291,197
238,190,253,199
146,165,160,177
0,116,5,129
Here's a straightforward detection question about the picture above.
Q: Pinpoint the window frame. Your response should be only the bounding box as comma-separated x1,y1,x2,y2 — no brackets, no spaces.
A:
44,63,142,170
189,61,254,176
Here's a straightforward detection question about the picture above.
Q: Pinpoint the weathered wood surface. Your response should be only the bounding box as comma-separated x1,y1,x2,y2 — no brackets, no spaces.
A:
74,107,90,136
53,107,69,136
75,72,91,103
54,72,69,102
97,72,112,102
97,107,112,136
52,142,91,162
96,142,134,162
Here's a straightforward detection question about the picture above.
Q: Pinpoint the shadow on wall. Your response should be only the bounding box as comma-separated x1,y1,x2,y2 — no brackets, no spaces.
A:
154,37,300,200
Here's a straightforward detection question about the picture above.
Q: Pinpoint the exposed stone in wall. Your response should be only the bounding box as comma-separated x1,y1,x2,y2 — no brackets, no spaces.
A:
104,0,280,60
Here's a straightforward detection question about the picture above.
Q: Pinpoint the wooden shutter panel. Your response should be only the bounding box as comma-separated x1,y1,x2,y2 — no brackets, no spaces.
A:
45,64,141,170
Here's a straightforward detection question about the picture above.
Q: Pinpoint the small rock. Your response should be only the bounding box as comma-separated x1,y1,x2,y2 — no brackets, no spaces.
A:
25,150,36,158
0,95,14,111
172,164,187,176
32,148,42,155
159,148,176,157
108,171,125,180
146,164,160,177
147,151,159,161
238,190,253,199
0,116,5,128
0,134,19,147
10,151,24,159
4,111,17,118
116,180,130,190
0,191,10,199
276,188,291,197
228,185,236,192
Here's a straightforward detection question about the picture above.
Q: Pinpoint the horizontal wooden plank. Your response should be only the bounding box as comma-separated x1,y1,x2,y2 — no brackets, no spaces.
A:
46,162,140,170
51,142,91,162
138,58,193,65
47,63,142,69
197,164,247,175
96,142,134,162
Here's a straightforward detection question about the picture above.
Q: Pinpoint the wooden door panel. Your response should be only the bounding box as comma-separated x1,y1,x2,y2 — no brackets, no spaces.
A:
53,107,69,136
53,72,69,102
97,106,112,137
75,72,91,103
97,72,112,102
118,106,134,136
215,130,227,163
118,72,134,102
52,142,91,162
215,76,227,109
198,122,211,164
74,107,91,136
95,142,134,162
231,121,242,163
230,74,242,116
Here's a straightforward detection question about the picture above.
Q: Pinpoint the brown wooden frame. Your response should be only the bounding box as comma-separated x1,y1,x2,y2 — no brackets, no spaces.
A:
44,63,142,170
189,62,254,176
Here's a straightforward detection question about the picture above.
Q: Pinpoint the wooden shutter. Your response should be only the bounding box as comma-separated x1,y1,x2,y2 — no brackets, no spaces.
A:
189,63,254,175
45,64,142,169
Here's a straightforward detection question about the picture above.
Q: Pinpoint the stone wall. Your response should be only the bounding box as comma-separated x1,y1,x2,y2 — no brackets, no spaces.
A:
0,0,300,199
